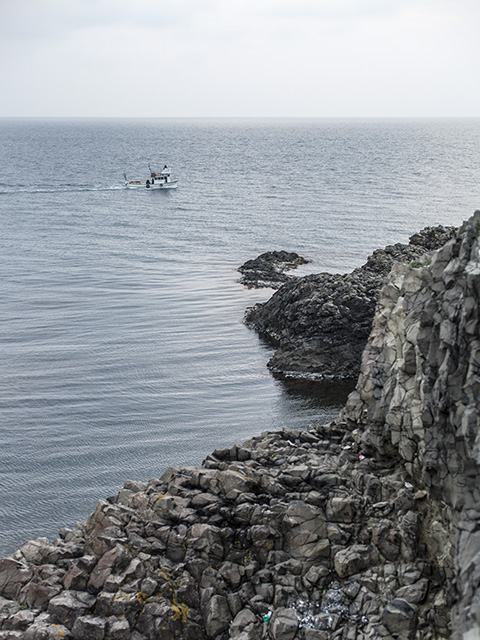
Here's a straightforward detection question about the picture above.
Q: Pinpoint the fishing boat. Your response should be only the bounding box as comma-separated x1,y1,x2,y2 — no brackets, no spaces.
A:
124,165,178,189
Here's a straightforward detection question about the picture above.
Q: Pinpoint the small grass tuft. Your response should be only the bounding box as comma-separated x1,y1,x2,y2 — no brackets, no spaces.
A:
410,259,431,269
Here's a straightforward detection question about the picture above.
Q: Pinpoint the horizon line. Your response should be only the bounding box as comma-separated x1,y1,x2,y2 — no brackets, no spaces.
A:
1,115,479,121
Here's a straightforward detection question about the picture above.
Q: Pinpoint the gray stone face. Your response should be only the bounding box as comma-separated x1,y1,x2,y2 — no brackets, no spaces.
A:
342,211,480,638
0,559,33,600
326,496,358,523
334,545,376,578
105,618,130,640
71,614,106,640
203,594,231,637
269,607,299,640
47,590,96,629
230,608,259,639
382,598,418,638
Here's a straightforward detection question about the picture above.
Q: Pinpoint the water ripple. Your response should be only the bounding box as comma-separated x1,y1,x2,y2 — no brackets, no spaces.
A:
0,118,479,555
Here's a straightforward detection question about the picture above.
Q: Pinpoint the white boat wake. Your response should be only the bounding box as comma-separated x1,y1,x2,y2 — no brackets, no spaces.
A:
0,184,128,195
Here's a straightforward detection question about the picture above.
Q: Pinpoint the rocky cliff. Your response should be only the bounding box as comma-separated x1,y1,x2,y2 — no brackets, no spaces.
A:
0,213,479,640
245,226,456,379
342,210,480,639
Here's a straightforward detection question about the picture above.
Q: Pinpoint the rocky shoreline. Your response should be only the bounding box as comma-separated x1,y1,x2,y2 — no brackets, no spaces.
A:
0,422,450,640
1,212,479,639
244,226,457,380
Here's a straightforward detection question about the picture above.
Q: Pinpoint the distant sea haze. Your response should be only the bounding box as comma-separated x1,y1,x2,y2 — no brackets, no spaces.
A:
0,118,479,556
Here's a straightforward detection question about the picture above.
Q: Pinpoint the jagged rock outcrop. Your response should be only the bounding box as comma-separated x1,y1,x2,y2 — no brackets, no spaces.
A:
0,422,452,640
245,226,456,379
342,211,480,638
238,251,309,289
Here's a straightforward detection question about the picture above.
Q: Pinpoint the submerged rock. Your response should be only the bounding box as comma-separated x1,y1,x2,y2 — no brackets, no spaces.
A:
238,251,308,289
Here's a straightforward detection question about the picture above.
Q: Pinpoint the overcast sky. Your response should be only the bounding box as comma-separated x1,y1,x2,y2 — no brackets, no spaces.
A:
1,0,479,118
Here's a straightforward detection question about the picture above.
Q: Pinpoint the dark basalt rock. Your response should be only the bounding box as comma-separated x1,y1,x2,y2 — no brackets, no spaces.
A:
245,225,457,379
0,415,456,640
238,251,308,289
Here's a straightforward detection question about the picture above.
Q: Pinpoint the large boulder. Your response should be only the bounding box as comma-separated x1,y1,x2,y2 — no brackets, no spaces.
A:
0,559,33,599
269,607,299,640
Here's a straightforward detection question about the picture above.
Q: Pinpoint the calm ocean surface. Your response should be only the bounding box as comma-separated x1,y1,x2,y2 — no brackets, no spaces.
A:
0,118,479,555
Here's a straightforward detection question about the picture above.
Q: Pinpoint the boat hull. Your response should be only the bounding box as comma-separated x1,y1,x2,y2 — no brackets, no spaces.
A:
125,181,178,190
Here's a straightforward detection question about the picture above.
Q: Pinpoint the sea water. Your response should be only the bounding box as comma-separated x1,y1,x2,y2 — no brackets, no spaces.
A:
0,118,479,555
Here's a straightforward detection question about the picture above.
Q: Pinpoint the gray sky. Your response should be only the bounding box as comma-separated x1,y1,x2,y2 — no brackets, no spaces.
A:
1,0,479,117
